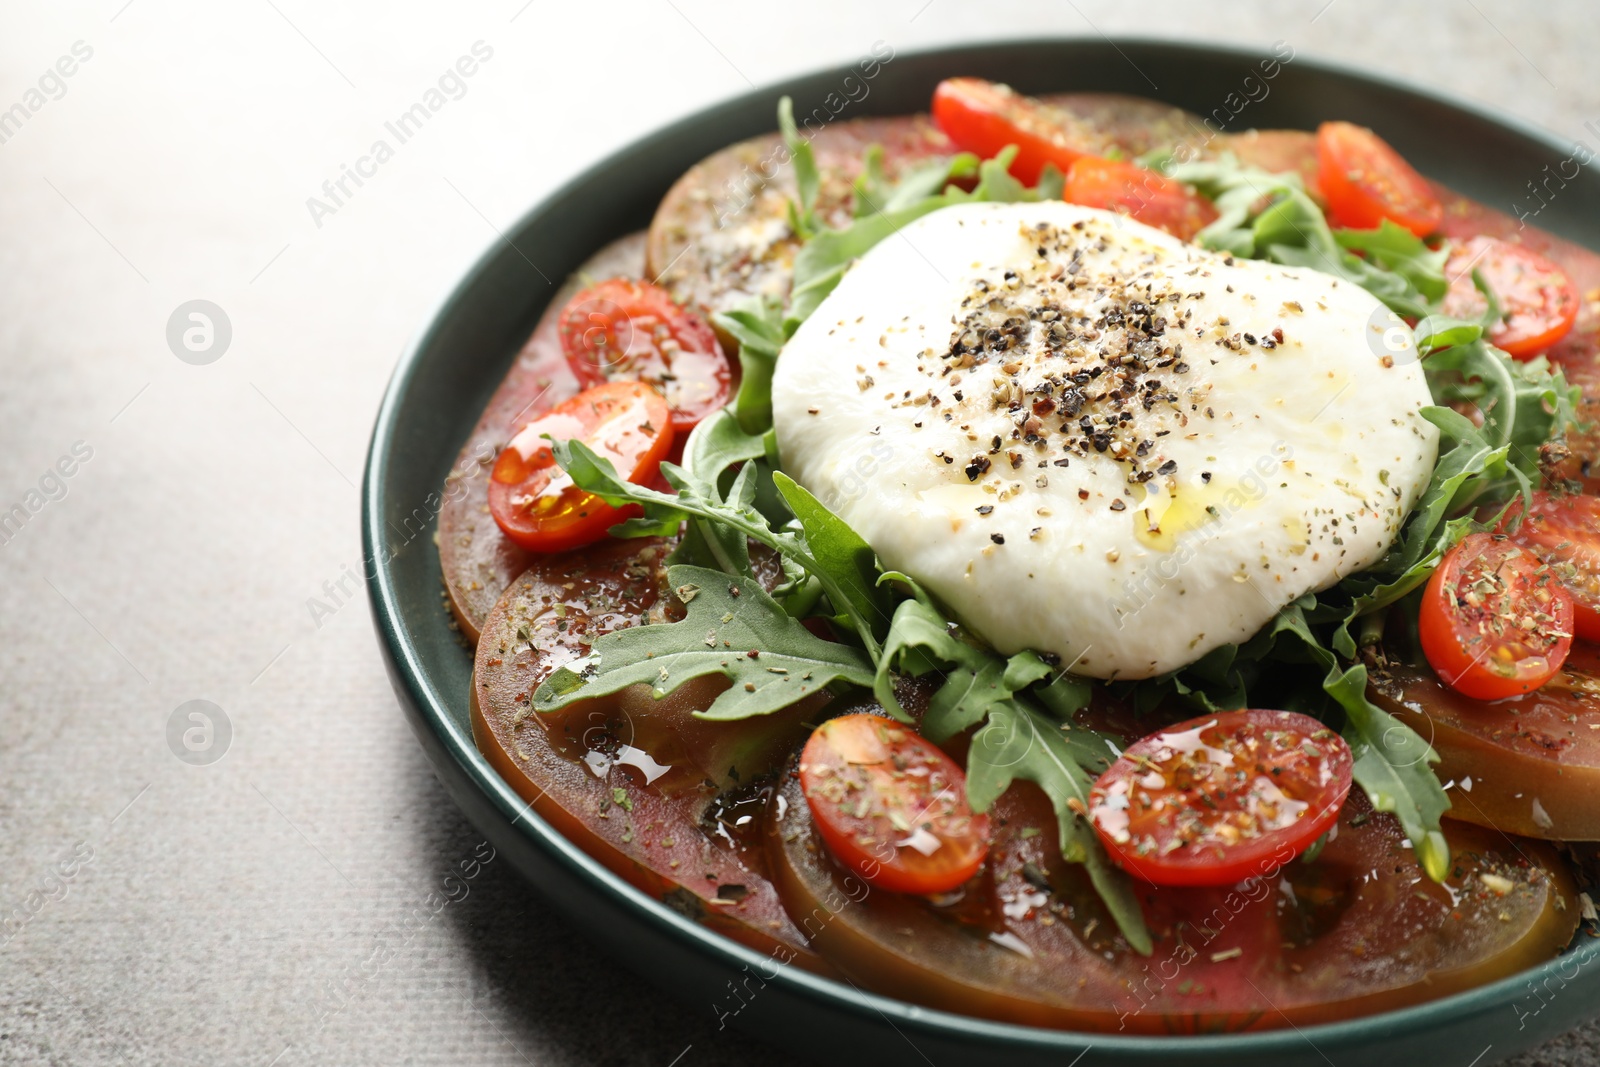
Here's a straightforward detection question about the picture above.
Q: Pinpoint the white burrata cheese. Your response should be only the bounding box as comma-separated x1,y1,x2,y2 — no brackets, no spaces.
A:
770,201,1437,679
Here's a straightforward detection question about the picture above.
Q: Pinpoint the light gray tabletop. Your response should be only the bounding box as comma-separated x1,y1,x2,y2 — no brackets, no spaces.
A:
3,1,1599,1064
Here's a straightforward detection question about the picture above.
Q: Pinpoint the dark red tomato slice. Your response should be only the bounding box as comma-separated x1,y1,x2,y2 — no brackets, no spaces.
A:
1316,121,1442,236
1420,531,1574,700
487,381,673,554
931,78,1101,186
557,278,730,433
799,713,990,895
1441,236,1580,358
1063,157,1217,241
1088,710,1352,888
1500,492,1600,641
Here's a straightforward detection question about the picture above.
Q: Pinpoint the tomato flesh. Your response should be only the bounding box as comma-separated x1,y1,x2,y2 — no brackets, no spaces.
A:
487,381,673,554
1316,121,1442,236
931,78,1103,186
1088,709,1352,887
1441,236,1579,358
1500,492,1600,641
557,278,730,434
1371,644,1600,840
1063,156,1217,241
799,713,990,895
1420,531,1574,700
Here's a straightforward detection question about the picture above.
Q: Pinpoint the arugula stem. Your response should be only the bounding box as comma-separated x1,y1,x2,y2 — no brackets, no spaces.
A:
693,516,744,576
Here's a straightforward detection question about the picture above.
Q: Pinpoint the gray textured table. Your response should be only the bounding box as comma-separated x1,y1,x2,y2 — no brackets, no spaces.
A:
4,1,1599,1064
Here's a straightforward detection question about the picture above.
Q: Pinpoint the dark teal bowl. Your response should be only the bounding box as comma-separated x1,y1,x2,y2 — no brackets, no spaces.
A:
364,38,1600,1066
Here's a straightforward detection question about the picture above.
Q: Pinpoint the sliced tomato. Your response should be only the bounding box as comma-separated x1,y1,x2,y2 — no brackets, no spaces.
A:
1420,531,1573,700
1063,156,1217,241
931,78,1102,186
1500,491,1600,640
557,278,730,434
487,381,673,554
1371,644,1600,840
1441,236,1579,358
799,713,989,895
1316,121,1442,236
1087,710,1351,887
771,763,1578,1032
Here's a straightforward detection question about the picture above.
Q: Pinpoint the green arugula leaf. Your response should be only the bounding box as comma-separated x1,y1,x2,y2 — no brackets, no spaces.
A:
965,699,1152,955
871,583,976,719
1031,667,1094,720
1334,221,1449,302
552,439,884,658
771,471,893,641
683,408,769,496
871,575,1006,733
712,295,789,435
1166,155,1443,319
533,565,874,721
853,147,980,218
1034,161,1065,201
1425,341,1579,490
1267,601,1451,881
869,572,1148,951
1413,315,1484,355
777,96,819,239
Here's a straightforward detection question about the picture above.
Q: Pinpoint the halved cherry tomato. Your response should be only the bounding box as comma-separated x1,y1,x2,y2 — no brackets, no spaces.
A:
1500,491,1600,640
1088,710,1352,888
799,713,990,895
931,78,1102,186
1063,157,1217,241
1420,531,1574,700
1316,121,1442,236
557,278,730,434
1441,236,1579,358
487,381,674,554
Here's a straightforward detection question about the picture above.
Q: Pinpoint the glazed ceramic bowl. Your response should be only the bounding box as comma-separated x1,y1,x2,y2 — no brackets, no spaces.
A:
364,38,1600,1066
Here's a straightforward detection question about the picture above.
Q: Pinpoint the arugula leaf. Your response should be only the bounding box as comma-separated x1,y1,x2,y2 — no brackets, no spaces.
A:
853,147,980,218
1166,156,1443,318
869,574,1150,952
533,565,874,720
682,408,769,495
871,582,972,719
1425,341,1579,490
1335,222,1449,302
1413,315,1484,354
1035,161,1065,201
551,439,885,658
965,699,1152,955
872,578,1018,735
772,472,893,641
1266,600,1451,881
712,295,788,435
777,97,819,239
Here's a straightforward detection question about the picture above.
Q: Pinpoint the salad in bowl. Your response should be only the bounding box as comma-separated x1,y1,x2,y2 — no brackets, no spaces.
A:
435,72,1600,1035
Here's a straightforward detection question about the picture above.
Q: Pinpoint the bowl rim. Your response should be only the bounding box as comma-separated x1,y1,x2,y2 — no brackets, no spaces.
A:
363,34,1600,1057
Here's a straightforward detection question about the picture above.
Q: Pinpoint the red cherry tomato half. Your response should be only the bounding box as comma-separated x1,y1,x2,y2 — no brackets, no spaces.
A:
931,77,1101,186
556,278,730,434
1088,710,1353,888
1500,492,1600,641
1420,531,1574,700
1440,236,1579,358
487,381,674,554
799,713,990,895
1063,157,1218,242
1316,121,1442,237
